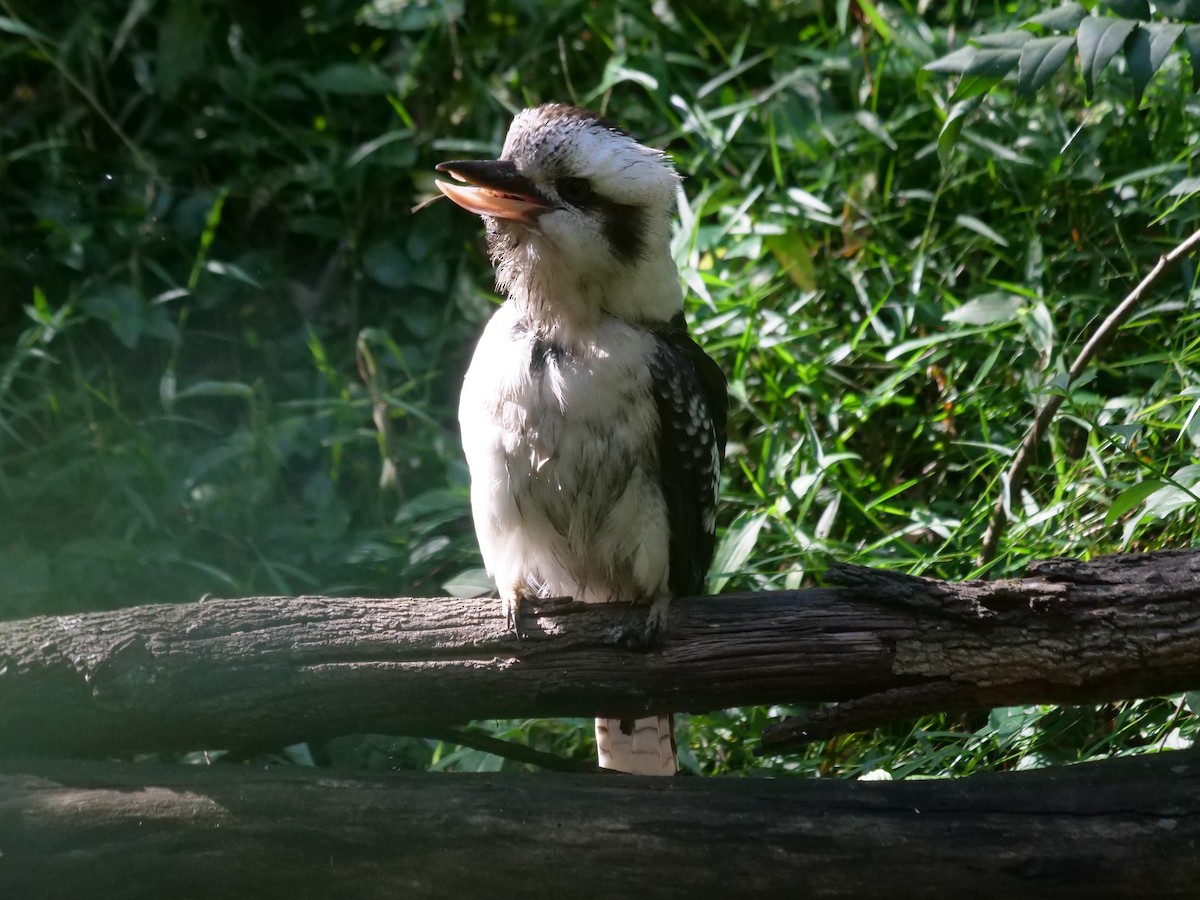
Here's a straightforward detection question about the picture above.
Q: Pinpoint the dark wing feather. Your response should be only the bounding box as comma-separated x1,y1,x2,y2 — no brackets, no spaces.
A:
648,320,728,597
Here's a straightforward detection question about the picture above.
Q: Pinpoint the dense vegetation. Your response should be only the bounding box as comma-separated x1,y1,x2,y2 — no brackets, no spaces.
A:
3,0,1199,776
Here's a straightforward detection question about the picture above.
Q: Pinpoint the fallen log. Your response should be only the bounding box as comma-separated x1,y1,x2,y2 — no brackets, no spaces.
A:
1,751,1198,899
2,550,1200,757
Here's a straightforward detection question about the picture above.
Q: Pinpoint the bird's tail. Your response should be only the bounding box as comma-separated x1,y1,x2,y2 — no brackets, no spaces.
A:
595,715,676,775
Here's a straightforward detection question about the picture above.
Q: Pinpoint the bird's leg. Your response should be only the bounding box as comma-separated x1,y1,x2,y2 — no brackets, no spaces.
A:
501,587,529,639
643,594,671,648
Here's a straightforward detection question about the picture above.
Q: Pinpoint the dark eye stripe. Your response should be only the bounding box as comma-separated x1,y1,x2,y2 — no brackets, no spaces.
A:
601,201,646,264
554,176,648,263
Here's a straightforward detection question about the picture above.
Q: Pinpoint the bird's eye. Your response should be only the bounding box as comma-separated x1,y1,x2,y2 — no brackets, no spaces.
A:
556,176,592,205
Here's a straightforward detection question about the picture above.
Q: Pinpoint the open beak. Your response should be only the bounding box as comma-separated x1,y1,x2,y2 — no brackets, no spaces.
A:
435,160,552,224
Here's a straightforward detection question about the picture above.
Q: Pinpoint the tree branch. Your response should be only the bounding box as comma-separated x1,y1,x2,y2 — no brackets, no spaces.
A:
4,550,1200,758
979,226,1200,564
2,752,1199,899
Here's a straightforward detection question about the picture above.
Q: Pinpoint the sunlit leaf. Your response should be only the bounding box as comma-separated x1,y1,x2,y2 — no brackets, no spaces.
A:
1105,480,1168,525
944,293,1023,325
1140,465,1200,519
708,513,765,594
955,215,1010,247
765,231,817,291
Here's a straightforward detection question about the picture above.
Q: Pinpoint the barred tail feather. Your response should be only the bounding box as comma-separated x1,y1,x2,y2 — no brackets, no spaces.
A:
596,714,676,775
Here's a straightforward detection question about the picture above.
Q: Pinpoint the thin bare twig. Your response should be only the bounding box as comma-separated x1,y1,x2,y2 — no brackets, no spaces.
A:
978,227,1200,565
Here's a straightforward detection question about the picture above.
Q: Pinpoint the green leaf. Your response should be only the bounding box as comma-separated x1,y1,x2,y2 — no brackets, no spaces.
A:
1186,26,1200,91
944,293,1023,326
175,381,256,400
1144,23,1185,72
1156,0,1200,20
1167,175,1200,196
855,0,892,41
708,512,766,594
936,97,983,163
1018,36,1077,95
765,231,817,291
347,130,415,167
1024,3,1087,32
949,74,1004,102
442,568,494,598
1105,480,1168,525
974,30,1033,49
1127,24,1183,104
0,14,51,42
1077,17,1138,100
307,63,394,95
80,285,147,349
925,46,978,74
955,215,1009,247
1103,0,1150,17
945,48,1022,100
963,48,1023,78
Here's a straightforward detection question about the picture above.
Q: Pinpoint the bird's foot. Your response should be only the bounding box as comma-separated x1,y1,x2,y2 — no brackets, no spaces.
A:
643,595,671,648
502,591,529,639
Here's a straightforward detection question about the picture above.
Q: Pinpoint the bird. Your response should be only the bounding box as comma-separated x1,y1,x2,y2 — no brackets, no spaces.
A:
434,103,727,775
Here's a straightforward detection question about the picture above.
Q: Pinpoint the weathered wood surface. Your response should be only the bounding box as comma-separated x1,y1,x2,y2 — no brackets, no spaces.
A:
1,751,1198,900
2,550,1200,757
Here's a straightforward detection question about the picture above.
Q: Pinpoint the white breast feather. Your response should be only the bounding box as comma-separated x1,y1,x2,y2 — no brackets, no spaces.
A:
459,302,670,605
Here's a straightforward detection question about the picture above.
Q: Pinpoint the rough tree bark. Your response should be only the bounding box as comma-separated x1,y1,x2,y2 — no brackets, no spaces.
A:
2,550,1200,757
2,751,1199,900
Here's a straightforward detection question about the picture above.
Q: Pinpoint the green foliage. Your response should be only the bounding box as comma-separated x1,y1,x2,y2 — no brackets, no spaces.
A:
928,0,1200,111
2,0,1199,777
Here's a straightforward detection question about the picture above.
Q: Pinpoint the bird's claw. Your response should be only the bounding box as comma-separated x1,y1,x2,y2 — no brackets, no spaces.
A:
643,596,671,648
503,592,529,639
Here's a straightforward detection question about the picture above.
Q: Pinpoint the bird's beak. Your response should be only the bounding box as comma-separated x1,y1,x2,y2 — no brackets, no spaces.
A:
435,160,552,224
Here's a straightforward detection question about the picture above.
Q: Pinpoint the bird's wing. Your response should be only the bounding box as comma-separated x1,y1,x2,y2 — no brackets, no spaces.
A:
648,319,728,597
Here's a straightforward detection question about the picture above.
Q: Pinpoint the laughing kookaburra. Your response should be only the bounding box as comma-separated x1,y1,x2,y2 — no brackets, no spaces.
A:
435,104,727,776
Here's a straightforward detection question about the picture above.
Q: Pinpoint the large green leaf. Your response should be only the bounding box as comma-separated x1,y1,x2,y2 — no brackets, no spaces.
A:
925,46,979,74
1127,24,1185,104
1077,17,1138,99
1156,0,1200,20
974,30,1033,49
1105,480,1167,526
1024,3,1087,32
1018,36,1076,95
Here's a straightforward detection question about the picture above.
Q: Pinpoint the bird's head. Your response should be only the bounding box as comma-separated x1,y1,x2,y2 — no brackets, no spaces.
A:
435,104,683,330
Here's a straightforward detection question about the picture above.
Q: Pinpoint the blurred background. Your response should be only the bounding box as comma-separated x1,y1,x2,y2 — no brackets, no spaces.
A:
3,0,1199,775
